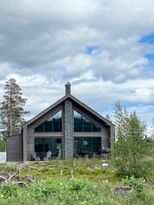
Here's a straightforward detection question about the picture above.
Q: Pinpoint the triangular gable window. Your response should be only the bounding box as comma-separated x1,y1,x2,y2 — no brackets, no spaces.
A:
35,111,62,132
74,111,101,132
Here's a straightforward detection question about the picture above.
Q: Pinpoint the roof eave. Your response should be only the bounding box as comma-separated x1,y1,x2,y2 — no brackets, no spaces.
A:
24,94,114,127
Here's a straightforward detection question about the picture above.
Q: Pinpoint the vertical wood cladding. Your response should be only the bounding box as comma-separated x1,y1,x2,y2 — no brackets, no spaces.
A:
7,135,23,162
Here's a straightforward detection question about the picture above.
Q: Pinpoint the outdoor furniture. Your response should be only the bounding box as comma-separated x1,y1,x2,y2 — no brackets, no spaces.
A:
31,152,40,161
43,151,52,161
80,151,92,158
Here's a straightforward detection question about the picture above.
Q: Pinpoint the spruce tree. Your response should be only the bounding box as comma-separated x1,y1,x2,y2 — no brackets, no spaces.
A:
0,78,29,137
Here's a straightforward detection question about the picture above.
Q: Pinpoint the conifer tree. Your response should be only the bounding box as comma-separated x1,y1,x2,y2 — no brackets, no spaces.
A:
0,78,29,137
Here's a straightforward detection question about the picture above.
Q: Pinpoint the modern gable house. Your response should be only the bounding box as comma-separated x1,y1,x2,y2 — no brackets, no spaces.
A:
7,83,115,162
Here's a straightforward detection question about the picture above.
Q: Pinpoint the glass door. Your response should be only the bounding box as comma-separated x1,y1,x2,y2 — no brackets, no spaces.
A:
35,137,62,159
74,137,101,157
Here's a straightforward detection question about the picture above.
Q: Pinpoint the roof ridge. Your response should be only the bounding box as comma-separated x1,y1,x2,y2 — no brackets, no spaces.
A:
24,94,114,127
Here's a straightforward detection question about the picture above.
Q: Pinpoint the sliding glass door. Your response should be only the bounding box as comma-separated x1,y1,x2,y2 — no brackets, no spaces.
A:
35,137,62,159
74,137,101,157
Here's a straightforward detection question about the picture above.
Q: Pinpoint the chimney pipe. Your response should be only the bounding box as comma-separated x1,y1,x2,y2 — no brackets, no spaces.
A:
65,82,71,95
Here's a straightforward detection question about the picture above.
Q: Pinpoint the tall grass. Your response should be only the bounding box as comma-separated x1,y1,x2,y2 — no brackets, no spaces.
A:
0,158,153,205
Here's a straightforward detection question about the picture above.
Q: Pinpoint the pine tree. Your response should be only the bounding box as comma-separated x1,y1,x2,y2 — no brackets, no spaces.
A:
0,78,29,137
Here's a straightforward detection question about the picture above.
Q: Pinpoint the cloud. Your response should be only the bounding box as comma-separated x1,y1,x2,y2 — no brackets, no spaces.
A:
0,62,14,77
0,0,154,68
0,0,154,126
0,69,154,126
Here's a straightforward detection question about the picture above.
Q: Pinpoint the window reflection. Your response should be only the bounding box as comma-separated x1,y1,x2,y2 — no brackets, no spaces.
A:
74,137,101,156
74,111,101,132
35,111,62,132
35,137,62,159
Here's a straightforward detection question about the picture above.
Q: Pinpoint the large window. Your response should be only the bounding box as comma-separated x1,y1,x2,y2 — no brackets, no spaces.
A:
35,111,62,132
74,137,101,156
35,137,62,159
74,111,101,132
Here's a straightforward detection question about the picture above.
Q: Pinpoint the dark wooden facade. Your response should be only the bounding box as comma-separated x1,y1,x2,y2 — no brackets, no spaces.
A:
7,83,115,162
7,135,23,162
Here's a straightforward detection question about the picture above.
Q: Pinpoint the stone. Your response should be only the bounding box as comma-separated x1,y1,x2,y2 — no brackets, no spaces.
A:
102,163,109,168
16,181,26,187
64,99,73,159
115,186,134,196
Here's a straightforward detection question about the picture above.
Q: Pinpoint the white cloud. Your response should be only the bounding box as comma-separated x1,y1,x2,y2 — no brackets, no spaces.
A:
0,0,154,125
0,62,12,77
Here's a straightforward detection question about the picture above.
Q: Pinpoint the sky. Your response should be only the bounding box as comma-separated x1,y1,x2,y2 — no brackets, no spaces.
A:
0,0,154,127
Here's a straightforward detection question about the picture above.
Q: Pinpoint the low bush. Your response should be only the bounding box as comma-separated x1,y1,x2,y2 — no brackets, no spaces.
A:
0,177,153,205
0,158,153,205
0,182,18,199
122,176,145,193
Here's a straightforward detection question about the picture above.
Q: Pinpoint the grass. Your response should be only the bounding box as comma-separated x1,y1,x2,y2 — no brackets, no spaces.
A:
0,158,153,205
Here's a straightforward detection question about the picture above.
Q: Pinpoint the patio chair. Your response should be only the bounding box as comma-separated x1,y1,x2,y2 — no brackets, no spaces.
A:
43,151,52,161
31,152,40,161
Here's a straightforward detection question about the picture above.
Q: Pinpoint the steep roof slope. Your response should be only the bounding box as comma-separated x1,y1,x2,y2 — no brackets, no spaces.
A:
25,94,114,127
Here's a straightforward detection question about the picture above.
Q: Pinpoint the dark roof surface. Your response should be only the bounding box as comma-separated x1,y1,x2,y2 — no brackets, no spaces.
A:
25,94,114,127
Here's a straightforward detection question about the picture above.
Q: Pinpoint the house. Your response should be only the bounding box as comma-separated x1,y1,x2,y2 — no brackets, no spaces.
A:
7,83,115,162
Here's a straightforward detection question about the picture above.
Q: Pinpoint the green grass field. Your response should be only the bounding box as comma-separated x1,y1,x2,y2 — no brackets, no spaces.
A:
0,158,153,205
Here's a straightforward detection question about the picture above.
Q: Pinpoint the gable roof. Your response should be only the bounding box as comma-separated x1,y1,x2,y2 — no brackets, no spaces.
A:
25,94,114,127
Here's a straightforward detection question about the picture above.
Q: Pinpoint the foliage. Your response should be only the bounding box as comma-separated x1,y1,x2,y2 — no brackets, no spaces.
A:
122,176,145,193
114,100,129,137
121,176,154,204
0,139,5,151
0,182,18,199
0,78,29,136
0,177,153,205
0,159,153,205
113,102,153,178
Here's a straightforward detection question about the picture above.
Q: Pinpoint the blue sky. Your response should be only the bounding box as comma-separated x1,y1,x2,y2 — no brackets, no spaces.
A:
86,46,101,55
0,0,154,127
139,33,154,45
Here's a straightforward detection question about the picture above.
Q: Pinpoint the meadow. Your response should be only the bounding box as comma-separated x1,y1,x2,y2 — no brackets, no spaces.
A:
0,158,153,205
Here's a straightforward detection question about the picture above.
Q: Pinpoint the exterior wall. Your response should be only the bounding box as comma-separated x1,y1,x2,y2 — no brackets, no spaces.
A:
64,99,74,159
110,125,115,157
23,126,27,161
74,130,110,151
27,132,63,160
73,106,111,151
101,127,110,149
23,98,114,161
24,104,63,161
74,132,102,137
7,135,23,162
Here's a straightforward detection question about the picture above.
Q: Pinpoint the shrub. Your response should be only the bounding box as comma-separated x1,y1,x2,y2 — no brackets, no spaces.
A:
0,139,5,151
113,111,153,179
0,182,19,199
122,176,145,193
